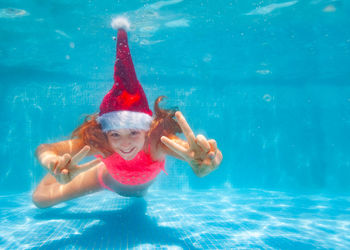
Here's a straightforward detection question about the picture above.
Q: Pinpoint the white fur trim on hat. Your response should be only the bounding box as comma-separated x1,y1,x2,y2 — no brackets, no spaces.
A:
111,17,131,31
97,111,153,132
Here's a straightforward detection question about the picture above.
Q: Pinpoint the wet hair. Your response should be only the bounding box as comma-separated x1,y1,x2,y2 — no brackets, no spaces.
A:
71,96,182,157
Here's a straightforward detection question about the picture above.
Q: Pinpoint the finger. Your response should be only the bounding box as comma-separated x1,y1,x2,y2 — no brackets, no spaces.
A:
210,155,220,169
208,151,216,160
59,169,70,184
196,135,211,153
208,139,218,152
175,111,196,148
71,145,90,165
161,136,187,158
210,149,222,168
72,158,102,176
53,157,64,175
208,139,218,160
49,160,58,173
54,155,70,175
61,153,72,167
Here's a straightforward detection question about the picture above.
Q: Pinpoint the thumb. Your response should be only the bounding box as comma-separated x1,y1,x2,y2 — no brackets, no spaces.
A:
71,158,102,177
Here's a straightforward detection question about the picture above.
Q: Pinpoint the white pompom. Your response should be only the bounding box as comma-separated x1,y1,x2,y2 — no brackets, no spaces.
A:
111,17,131,30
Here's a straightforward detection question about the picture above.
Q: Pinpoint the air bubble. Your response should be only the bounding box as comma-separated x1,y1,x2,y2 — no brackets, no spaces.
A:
263,94,272,102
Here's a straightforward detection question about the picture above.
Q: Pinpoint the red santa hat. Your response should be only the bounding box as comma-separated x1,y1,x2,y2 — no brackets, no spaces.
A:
97,17,153,132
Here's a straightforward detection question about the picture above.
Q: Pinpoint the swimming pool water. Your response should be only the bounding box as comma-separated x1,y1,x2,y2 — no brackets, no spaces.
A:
1,0,350,249
1,189,349,249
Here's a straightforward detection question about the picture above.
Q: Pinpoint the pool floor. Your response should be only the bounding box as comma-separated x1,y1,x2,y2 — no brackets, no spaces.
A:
1,188,349,249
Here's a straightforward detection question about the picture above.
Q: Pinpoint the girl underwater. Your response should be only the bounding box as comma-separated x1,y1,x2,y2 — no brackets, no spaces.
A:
32,18,223,209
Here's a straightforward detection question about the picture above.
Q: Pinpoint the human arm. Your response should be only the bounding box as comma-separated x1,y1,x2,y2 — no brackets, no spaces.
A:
160,111,223,178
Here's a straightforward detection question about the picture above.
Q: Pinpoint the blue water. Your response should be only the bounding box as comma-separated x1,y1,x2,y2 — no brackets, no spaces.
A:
2,189,350,249
1,0,350,249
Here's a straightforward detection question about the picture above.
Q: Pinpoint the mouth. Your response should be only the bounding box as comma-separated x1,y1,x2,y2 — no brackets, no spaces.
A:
119,147,135,154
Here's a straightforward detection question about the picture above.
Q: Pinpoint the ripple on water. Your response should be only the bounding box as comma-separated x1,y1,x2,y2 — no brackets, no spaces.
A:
245,211,271,220
265,236,320,249
0,189,349,249
0,8,28,18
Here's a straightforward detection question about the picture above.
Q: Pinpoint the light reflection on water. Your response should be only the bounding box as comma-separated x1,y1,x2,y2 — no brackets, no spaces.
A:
0,188,349,249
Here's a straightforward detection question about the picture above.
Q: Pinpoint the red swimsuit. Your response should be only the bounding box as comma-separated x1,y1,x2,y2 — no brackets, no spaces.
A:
96,149,166,190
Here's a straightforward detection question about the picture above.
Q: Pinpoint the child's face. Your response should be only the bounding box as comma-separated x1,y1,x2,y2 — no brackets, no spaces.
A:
106,129,146,160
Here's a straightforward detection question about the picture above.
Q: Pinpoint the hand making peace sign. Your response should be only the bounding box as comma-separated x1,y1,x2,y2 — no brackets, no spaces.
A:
161,111,222,177
47,146,102,184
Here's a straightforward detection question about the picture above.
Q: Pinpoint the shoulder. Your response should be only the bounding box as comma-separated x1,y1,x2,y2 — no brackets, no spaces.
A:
144,141,166,162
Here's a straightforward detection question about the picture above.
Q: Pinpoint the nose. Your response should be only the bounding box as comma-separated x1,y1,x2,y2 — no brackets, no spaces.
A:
120,138,131,148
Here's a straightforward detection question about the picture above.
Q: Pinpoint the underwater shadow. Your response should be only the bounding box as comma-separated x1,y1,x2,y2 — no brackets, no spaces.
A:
34,198,198,249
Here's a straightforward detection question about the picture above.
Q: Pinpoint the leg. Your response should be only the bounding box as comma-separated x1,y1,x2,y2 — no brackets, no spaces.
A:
32,165,103,208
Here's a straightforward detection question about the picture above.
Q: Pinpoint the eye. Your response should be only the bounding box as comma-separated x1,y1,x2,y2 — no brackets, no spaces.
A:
130,130,140,136
110,132,120,137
